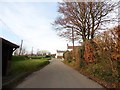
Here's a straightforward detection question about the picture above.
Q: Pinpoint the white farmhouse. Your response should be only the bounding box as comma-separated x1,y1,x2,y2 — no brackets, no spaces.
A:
56,50,65,59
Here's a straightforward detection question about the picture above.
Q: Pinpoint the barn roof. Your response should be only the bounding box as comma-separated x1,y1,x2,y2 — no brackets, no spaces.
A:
67,46,80,49
0,37,19,48
56,50,65,53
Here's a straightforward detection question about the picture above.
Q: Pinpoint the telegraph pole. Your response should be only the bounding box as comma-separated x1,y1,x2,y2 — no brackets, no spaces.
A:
19,40,23,55
31,47,33,56
72,27,75,60
72,27,74,51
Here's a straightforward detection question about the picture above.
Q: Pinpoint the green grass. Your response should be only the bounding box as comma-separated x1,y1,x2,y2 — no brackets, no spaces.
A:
28,56,51,60
12,56,29,60
28,56,43,59
11,57,49,75
13,56,51,60
3,56,50,88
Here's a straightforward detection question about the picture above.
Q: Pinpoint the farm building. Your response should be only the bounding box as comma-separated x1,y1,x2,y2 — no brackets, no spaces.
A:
67,44,80,51
56,50,65,59
1,37,19,76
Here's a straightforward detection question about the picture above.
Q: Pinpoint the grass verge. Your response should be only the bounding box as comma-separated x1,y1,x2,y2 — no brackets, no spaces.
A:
11,59,49,75
3,57,50,88
63,60,120,88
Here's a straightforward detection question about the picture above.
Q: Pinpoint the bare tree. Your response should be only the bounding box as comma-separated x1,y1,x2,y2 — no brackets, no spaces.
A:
53,1,117,42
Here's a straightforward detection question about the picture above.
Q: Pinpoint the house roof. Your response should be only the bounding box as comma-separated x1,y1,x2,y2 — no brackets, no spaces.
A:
56,50,65,53
1,37,19,48
67,46,80,49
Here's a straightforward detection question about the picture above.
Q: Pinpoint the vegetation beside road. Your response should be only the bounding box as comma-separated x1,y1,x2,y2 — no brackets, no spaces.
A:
10,56,51,75
28,55,51,60
63,50,120,88
62,25,120,88
54,1,119,88
3,55,50,88
13,55,51,61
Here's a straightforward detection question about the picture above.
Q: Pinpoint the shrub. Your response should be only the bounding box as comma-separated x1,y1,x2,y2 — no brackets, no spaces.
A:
79,46,85,68
12,56,29,61
45,55,51,60
45,55,51,58
63,51,72,61
117,61,120,82
28,56,43,59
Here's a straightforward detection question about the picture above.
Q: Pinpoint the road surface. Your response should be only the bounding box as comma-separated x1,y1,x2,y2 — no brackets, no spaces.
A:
16,58,104,88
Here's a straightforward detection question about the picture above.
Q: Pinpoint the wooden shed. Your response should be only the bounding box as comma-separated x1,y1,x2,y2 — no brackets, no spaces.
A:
1,38,19,76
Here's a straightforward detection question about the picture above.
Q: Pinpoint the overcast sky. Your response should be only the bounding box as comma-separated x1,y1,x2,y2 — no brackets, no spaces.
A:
0,1,71,54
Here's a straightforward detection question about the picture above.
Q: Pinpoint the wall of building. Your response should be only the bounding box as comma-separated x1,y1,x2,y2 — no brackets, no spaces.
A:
56,52,64,59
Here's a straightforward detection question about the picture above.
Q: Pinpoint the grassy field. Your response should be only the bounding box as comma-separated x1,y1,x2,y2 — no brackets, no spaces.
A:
10,56,50,75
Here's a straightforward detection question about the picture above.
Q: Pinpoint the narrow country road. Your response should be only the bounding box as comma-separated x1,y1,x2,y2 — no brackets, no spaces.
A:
16,58,104,88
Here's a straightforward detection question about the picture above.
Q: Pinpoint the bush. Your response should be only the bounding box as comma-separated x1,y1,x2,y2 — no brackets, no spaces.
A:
12,56,29,61
63,51,72,61
68,60,72,63
117,61,120,82
80,60,85,68
45,55,51,60
28,56,43,59
45,55,51,58
79,46,85,68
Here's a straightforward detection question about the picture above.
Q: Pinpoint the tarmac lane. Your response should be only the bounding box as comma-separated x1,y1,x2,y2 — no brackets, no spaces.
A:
16,58,104,88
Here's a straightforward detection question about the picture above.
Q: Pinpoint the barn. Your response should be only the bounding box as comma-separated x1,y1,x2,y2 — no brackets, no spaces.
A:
1,37,19,76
